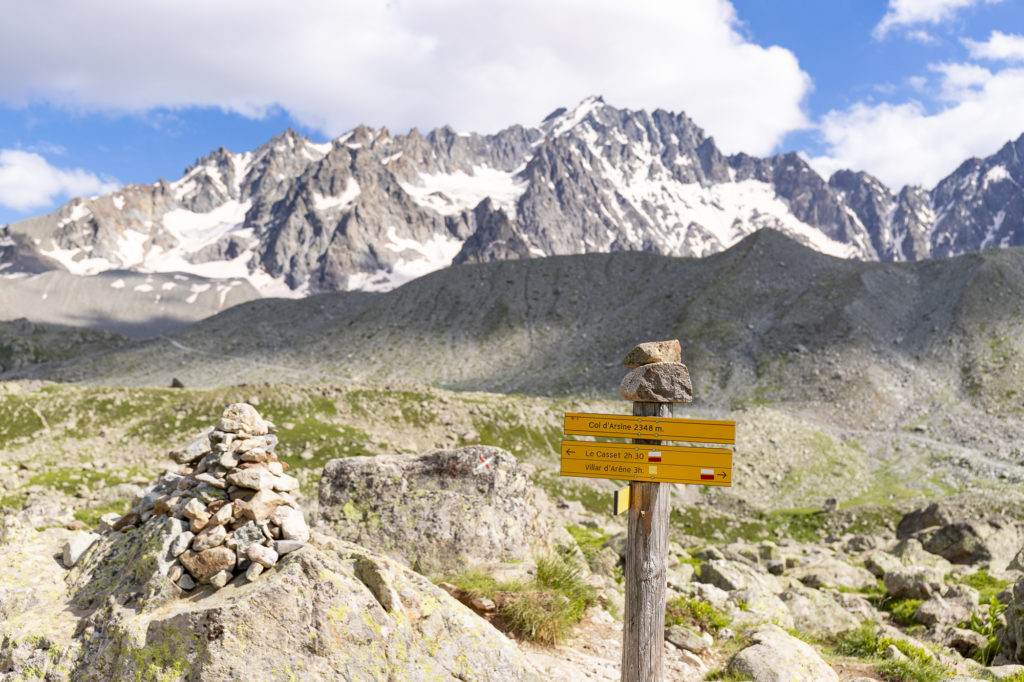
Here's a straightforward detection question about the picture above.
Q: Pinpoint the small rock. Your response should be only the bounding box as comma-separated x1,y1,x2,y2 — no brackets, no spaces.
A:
246,543,279,569
169,531,194,557
97,513,121,533
469,596,496,612
210,502,233,527
181,498,208,520
271,474,299,493
177,573,196,590
65,520,86,531
245,562,264,582
665,624,710,654
274,540,305,555
619,362,693,403
62,532,100,568
168,564,183,582
194,473,226,489
179,546,236,583
622,340,682,368
209,570,232,588
191,524,227,552
883,644,907,661
235,489,289,521
270,505,309,542
823,498,839,513
226,468,276,491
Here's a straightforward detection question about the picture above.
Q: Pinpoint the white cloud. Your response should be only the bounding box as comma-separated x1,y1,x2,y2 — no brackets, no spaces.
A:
964,30,1024,61
0,150,118,212
810,64,1024,189
874,0,1004,39
0,0,810,156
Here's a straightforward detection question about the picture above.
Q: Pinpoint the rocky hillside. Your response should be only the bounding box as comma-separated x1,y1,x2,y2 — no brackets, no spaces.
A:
3,98,1024,308
9,231,1024,458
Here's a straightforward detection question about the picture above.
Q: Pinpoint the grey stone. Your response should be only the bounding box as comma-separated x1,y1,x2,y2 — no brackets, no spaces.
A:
698,559,779,593
665,624,710,654
921,518,1023,570
169,531,194,558
274,540,305,555
790,557,877,591
883,565,945,600
729,624,839,681
897,502,954,539
780,585,861,640
62,532,100,568
943,626,989,656
622,340,681,368
234,521,266,567
619,362,693,403
177,573,196,591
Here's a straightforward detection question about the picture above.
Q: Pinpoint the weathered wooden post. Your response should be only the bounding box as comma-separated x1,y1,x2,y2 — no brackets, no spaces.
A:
619,341,692,682
557,339,735,682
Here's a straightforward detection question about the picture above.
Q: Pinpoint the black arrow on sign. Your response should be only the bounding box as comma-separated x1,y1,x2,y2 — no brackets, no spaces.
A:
567,449,576,456
718,471,727,479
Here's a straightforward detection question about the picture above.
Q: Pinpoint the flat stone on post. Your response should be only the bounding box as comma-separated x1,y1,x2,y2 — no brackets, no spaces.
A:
620,362,693,403
623,340,682,368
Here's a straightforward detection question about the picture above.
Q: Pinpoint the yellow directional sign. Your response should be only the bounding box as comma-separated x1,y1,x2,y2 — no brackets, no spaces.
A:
564,412,735,444
560,440,731,486
613,485,631,515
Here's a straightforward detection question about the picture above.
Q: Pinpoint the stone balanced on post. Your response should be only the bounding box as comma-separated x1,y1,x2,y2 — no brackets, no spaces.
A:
111,403,310,590
619,340,692,682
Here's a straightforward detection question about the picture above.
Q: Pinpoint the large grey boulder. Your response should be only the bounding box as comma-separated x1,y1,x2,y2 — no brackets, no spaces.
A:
897,502,954,539
999,579,1024,663
883,565,946,600
789,557,877,591
698,559,780,594
920,518,1023,570
728,624,839,681
780,585,860,640
318,446,552,574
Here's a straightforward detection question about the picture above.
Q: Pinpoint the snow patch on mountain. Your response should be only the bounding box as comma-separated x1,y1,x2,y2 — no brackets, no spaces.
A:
313,180,360,211
400,167,526,216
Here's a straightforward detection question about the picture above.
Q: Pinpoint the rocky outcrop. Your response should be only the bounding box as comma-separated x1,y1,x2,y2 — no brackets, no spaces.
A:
318,445,553,574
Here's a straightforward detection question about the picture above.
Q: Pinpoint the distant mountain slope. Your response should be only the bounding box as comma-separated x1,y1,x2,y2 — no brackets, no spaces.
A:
12,230,1024,442
4,98,1023,304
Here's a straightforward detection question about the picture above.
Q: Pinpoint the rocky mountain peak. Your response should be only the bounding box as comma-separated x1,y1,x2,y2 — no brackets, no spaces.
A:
3,97,1024,302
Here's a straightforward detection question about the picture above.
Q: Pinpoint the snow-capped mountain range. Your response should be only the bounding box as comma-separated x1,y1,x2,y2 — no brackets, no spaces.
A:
3,96,1024,298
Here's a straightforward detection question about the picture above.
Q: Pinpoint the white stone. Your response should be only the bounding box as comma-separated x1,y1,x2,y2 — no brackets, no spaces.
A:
209,570,232,588
270,505,310,542
246,543,279,568
271,474,299,493
62,532,100,568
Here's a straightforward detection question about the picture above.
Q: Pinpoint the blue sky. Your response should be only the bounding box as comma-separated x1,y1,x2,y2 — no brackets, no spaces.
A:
1,0,1023,226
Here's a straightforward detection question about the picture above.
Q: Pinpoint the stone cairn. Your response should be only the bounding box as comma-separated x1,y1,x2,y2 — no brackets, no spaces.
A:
109,403,310,590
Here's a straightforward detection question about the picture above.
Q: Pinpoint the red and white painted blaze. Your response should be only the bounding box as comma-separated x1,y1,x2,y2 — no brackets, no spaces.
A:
647,450,662,463
700,469,715,480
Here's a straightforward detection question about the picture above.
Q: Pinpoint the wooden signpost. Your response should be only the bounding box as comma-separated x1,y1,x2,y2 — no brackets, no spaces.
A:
558,340,736,682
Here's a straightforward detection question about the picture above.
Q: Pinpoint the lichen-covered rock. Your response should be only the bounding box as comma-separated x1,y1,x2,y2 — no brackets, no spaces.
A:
70,533,539,681
728,624,839,681
619,362,693,403
318,445,553,574
780,585,861,640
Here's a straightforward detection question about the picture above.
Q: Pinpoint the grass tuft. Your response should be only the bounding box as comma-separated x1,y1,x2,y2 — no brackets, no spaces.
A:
665,596,730,634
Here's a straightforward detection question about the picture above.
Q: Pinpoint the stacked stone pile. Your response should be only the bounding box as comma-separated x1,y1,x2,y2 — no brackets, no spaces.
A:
109,403,309,590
